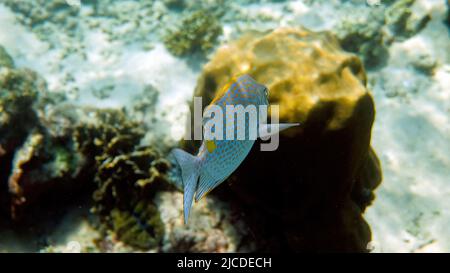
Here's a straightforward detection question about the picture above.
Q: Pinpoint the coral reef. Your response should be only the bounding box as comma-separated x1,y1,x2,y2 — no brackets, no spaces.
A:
0,46,249,251
0,55,47,218
0,48,164,237
163,9,223,57
1,0,81,40
190,27,382,252
335,8,387,68
19,105,172,249
73,108,144,162
109,202,164,250
334,0,430,68
8,128,86,219
384,0,430,40
91,143,171,250
0,63,87,220
0,66,41,159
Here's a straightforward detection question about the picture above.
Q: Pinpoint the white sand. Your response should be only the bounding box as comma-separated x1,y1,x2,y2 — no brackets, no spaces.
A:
366,1,450,252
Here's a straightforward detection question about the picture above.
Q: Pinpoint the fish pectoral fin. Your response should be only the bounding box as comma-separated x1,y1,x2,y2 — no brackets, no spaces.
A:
195,172,225,202
258,123,300,139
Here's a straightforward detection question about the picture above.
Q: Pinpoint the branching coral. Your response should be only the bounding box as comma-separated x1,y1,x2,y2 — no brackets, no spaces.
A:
163,9,223,57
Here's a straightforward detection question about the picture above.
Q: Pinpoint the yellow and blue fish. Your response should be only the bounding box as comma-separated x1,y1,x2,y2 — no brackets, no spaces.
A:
172,74,297,224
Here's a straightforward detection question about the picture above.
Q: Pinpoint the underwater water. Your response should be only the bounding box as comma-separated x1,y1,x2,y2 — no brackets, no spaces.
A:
0,0,448,253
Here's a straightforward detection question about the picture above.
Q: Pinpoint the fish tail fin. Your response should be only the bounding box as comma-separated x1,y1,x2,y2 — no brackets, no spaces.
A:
171,148,200,225
195,171,222,202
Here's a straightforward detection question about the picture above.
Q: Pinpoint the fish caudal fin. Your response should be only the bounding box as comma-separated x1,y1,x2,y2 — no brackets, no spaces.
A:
195,170,224,202
171,148,200,225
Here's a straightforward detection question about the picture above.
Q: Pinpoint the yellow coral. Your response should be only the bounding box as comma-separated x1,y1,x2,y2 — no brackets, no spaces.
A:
194,28,370,131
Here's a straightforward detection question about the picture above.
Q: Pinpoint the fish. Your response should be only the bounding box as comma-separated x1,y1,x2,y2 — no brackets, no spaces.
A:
171,74,298,224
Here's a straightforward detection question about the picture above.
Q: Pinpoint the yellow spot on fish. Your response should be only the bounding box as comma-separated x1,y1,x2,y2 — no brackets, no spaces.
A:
206,139,217,153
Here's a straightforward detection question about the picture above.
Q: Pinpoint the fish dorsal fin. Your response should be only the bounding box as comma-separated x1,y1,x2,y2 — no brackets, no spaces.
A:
258,123,300,139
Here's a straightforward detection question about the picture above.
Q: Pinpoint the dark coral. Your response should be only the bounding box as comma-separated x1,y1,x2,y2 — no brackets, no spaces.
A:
92,145,172,249
110,201,164,249
73,108,144,160
0,68,42,157
73,108,169,249
0,65,45,219
0,76,86,221
8,128,86,220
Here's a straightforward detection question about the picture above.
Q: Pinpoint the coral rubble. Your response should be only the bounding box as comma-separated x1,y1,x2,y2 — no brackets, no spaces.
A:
191,27,382,252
